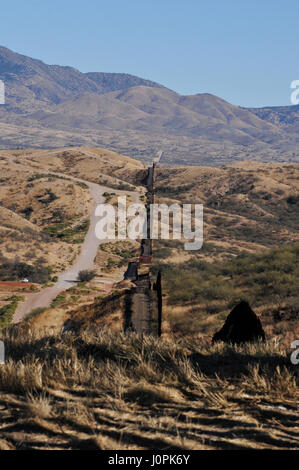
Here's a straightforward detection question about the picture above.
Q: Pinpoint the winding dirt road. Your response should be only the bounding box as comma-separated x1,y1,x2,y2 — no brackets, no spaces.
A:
13,171,139,323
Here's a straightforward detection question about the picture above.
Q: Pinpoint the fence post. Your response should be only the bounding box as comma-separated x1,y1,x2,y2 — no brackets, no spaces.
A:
0,341,5,364
155,271,162,337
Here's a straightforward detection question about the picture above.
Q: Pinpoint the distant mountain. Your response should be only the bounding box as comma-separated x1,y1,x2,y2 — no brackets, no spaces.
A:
34,86,282,143
0,45,299,165
0,45,163,107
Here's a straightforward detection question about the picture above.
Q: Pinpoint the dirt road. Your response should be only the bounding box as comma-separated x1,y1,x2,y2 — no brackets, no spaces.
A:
14,171,139,322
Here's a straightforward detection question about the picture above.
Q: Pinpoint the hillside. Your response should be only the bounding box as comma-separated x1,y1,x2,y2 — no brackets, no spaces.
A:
1,46,299,165
153,161,299,257
149,161,299,341
3,151,294,346
0,147,141,273
0,147,144,326
0,45,163,107
248,104,299,135
0,152,91,271
0,150,298,337
0,149,298,450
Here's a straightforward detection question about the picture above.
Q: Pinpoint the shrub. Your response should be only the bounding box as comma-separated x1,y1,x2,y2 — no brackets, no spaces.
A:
0,261,51,284
21,206,33,219
151,243,299,318
77,270,96,282
0,300,19,328
51,294,67,308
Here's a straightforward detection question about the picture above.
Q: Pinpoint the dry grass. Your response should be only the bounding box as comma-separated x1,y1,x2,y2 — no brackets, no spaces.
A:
0,147,142,279
154,162,299,263
26,392,52,419
0,155,89,284
0,326,298,450
0,151,298,450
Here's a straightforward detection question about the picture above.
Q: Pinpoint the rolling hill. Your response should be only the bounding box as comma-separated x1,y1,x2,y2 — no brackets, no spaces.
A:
1,45,299,165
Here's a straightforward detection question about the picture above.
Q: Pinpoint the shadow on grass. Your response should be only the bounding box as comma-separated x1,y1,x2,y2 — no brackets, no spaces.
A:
188,348,294,379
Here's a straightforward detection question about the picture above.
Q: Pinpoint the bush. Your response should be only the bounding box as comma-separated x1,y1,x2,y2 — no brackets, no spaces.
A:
51,294,67,308
77,270,96,282
0,261,51,284
0,300,20,328
151,242,299,309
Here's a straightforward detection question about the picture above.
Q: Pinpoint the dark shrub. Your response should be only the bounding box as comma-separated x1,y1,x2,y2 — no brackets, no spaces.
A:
78,270,96,282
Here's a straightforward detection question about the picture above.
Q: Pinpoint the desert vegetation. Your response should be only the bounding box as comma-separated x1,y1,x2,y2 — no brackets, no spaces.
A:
93,240,140,280
0,149,297,451
154,162,299,258
77,270,96,283
0,261,52,284
0,296,24,329
0,155,91,273
42,219,90,244
151,243,299,340
0,326,297,450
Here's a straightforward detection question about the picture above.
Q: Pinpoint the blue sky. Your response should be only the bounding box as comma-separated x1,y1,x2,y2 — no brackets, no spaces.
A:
1,0,298,107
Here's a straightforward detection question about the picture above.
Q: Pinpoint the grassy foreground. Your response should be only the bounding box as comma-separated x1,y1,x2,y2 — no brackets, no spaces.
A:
0,326,298,450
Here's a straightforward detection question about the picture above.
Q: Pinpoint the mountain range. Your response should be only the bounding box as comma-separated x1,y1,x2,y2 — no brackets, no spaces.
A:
1,45,299,165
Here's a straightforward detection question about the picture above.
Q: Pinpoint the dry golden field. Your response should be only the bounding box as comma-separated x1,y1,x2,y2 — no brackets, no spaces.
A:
0,327,298,450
